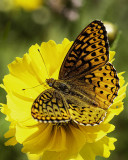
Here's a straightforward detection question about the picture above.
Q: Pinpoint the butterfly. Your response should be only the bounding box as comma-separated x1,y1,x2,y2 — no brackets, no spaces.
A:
31,20,119,126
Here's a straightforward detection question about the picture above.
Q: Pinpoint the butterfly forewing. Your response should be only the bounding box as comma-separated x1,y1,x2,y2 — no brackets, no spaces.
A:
31,89,71,123
59,20,109,80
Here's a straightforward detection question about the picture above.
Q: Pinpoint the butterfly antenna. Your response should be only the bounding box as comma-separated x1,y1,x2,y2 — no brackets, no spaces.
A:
38,48,50,79
22,82,48,91
22,49,50,91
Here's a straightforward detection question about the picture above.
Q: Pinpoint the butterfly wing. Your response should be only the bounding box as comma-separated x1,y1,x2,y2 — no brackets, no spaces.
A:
59,20,109,80
67,62,119,125
58,20,119,125
68,103,107,126
31,89,71,123
75,62,119,109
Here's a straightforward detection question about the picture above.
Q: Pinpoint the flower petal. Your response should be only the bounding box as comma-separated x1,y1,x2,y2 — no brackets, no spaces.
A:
80,136,117,160
79,123,115,143
14,0,43,11
109,51,115,62
21,123,85,155
5,137,17,146
40,38,73,77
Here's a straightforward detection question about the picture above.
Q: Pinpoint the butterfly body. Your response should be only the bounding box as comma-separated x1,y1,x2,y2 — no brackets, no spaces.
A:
31,20,119,126
46,78,98,108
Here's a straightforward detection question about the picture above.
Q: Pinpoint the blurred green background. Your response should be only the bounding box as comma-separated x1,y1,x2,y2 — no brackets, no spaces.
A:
0,0,128,160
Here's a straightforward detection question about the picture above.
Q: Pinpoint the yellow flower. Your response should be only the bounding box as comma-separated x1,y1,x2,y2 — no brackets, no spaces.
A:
0,38,127,160
14,0,43,11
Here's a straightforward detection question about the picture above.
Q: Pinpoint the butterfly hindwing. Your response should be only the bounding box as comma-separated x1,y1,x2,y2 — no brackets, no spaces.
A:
59,20,109,80
68,103,106,126
31,89,71,123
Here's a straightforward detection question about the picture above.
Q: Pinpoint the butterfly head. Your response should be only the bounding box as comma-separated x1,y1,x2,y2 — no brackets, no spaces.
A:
46,78,70,94
46,78,55,87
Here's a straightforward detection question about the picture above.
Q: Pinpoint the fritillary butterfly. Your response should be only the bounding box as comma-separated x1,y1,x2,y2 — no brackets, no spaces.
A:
31,20,119,126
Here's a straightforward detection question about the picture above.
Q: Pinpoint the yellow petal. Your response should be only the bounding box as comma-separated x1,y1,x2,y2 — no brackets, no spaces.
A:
22,123,85,155
79,123,115,143
5,137,17,146
4,127,16,138
69,154,84,160
14,0,43,11
109,51,115,62
27,153,43,160
40,150,78,160
40,39,73,78
27,152,84,160
80,136,117,160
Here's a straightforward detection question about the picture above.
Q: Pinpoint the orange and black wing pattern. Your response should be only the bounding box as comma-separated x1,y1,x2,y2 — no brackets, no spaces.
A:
59,20,109,80
75,62,119,109
69,103,107,126
67,62,119,126
31,89,71,123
